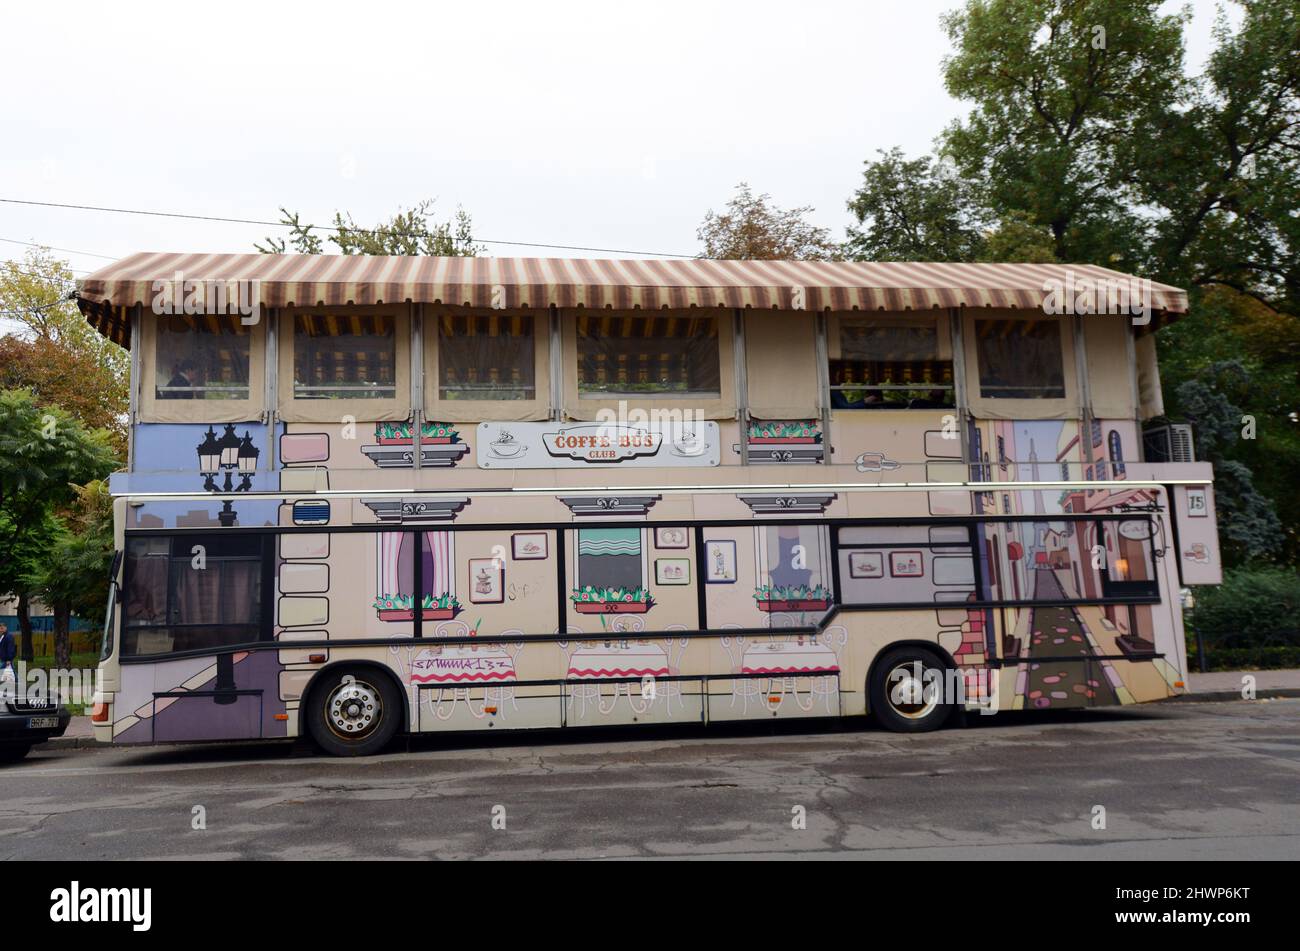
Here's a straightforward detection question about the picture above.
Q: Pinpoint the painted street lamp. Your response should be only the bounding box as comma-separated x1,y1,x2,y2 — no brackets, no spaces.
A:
197,424,260,527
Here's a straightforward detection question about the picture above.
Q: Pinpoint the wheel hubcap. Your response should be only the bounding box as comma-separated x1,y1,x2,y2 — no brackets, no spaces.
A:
326,679,382,739
886,663,939,720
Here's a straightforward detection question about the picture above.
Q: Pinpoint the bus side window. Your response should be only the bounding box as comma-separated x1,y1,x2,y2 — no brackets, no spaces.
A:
122,534,267,657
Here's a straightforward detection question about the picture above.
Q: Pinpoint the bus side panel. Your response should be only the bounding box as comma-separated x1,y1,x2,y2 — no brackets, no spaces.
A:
111,650,287,743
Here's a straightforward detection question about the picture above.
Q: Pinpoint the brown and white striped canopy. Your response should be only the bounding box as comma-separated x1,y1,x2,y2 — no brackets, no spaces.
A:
77,252,1188,347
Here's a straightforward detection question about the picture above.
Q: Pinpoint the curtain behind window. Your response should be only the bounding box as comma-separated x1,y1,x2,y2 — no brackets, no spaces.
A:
155,316,251,400
438,313,535,400
577,315,719,397
975,320,1066,399
293,313,396,399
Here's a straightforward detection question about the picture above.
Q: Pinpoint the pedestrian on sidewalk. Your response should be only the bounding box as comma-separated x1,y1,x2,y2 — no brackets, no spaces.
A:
0,624,17,691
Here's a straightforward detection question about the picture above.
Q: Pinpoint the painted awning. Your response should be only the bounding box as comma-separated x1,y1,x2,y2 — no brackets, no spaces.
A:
76,251,1189,348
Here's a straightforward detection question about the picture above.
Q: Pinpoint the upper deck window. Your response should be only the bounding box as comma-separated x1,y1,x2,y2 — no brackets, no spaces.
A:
438,313,536,401
154,316,252,400
975,319,1066,399
830,317,954,409
577,314,720,399
292,313,397,400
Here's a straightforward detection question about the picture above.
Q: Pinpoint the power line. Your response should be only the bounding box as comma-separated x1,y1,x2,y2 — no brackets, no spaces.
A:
0,236,118,260
0,197,696,259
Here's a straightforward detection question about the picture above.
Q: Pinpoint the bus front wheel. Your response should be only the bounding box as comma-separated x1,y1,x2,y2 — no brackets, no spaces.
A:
307,668,402,757
868,647,954,733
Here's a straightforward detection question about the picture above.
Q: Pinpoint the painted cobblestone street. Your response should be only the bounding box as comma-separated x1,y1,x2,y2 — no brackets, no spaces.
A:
1024,569,1119,710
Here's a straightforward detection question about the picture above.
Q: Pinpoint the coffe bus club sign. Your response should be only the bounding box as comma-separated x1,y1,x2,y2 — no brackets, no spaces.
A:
477,422,720,468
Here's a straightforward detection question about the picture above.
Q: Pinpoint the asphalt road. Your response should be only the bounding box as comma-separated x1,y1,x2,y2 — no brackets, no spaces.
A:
2,700,1297,860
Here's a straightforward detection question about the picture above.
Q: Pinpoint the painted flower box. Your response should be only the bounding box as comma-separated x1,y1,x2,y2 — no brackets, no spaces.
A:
574,601,651,615
752,584,832,613
374,593,461,622
570,586,653,614
374,423,459,446
376,607,458,622
748,422,822,444
756,598,832,613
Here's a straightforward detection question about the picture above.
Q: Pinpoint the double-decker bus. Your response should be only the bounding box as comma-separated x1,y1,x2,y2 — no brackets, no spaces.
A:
80,253,1222,755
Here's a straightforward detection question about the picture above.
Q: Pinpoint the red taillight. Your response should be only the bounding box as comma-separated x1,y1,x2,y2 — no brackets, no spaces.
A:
90,701,110,723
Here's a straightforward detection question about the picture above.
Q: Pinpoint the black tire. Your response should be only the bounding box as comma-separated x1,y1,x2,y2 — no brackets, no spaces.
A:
0,744,31,764
868,646,955,733
306,667,403,757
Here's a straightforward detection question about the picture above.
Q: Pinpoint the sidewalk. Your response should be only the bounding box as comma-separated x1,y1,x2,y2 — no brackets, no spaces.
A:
1180,668,1300,702
38,669,1299,752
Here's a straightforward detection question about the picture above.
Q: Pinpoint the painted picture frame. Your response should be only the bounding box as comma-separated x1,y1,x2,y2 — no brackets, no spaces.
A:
848,551,884,579
655,558,691,585
468,558,505,603
704,540,737,583
511,532,548,560
654,526,690,550
889,550,925,579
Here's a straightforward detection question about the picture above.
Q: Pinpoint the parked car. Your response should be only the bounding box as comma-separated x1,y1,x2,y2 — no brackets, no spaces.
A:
0,689,71,763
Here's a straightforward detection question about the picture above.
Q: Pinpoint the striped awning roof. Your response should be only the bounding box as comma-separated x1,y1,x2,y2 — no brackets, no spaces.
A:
77,252,1188,347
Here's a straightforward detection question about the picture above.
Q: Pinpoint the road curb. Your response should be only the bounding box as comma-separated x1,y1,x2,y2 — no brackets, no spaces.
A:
1168,688,1296,704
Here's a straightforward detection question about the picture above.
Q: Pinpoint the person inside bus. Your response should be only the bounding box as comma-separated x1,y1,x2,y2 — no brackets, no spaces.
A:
163,359,200,399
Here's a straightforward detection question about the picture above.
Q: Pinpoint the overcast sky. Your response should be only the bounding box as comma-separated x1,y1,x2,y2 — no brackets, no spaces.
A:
1,0,1238,276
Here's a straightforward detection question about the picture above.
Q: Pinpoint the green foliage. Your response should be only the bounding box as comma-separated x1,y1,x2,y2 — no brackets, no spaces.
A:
256,200,483,257
0,389,117,562
0,249,129,457
849,0,1297,310
698,183,840,261
32,481,114,623
1158,289,1300,564
1189,566,1300,648
941,0,1187,268
845,148,987,262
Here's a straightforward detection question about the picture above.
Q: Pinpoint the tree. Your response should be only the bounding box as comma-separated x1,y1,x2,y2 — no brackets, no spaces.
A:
0,390,117,661
256,200,483,256
697,183,840,261
0,249,130,458
32,481,114,669
1134,0,1299,316
843,0,1300,572
845,149,988,261
940,0,1188,269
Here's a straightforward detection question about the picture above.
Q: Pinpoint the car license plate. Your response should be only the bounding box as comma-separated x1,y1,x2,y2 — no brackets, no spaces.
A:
27,716,59,729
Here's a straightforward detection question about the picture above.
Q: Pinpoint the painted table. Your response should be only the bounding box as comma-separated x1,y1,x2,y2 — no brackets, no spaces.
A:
740,640,839,675
566,642,672,717
567,643,669,679
411,646,516,684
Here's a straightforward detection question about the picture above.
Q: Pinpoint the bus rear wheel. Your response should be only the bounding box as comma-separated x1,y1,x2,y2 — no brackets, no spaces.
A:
307,668,402,757
869,647,954,733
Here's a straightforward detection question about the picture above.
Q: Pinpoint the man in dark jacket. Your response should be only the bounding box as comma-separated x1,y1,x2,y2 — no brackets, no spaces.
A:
0,623,17,687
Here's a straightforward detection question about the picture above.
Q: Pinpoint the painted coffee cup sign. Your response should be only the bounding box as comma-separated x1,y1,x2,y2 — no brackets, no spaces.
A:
477,422,719,468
